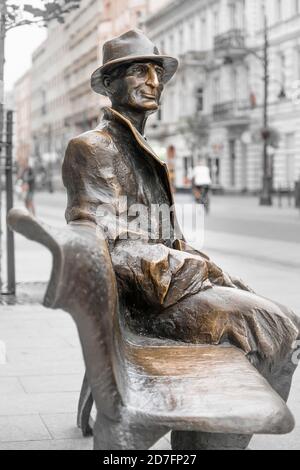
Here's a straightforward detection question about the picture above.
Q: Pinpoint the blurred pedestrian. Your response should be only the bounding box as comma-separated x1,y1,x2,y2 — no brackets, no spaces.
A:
192,159,212,213
20,160,36,215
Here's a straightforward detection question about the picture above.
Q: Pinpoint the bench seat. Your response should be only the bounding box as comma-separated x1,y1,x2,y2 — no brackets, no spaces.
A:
114,324,295,435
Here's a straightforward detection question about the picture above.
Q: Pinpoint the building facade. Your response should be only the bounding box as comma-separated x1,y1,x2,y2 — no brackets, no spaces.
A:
30,0,103,172
145,0,300,192
15,0,171,171
14,70,31,169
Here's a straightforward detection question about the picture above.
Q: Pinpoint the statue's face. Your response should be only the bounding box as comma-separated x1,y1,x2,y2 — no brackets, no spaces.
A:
107,61,165,112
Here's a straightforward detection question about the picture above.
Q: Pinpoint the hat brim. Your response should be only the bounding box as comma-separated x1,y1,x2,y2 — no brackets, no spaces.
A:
91,54,179,95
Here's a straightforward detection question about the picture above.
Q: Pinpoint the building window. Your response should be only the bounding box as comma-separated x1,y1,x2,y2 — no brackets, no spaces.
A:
276,0,282,21
183,156,193,184
278,52,286,90
285,133,295,186
190,20,195,48
213,10,219,35
181,76,186,115
169,33,174,53
232,68,238,103
196,87,204,111
241,0,246,29
297,48,300,79
213,77,220,104
228,2,237,29
168,90,176,121
201,17,207,49
179,28,184,54
136,10,143,26
41,89,46,115
229,139,236,187
105,1,111,17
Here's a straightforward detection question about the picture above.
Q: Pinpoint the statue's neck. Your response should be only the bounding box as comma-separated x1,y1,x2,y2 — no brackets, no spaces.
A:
111,105,149,135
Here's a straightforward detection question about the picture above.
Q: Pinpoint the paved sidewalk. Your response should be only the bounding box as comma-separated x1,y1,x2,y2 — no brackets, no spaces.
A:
0,304,92,450
0,301,299,450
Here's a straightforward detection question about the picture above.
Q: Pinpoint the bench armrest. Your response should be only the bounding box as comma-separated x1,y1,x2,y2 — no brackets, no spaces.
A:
8,208,123,421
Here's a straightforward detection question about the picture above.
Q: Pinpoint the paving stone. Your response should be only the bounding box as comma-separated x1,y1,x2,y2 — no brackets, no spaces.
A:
3,336,71,350
7,347,83,365
251,427,300,450
0,378,25,395
0,415,51,442
20,374,83,394
0,392,79,415
0,307,60,318
40,413,83,439
0,438,92,450
0,362,85,377
63,335,81,348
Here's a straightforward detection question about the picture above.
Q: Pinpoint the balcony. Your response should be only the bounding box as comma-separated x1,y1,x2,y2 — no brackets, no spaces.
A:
213,100,250,126
148,121,177,139
179,50,209,66
214,29,246,60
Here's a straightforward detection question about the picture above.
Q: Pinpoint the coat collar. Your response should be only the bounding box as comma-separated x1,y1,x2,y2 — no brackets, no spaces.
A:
100,106,177,217
101,107,167,168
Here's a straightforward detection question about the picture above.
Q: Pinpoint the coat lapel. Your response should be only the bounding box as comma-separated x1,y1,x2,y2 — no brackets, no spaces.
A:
104,107,175,206
100,107,184,244
105,107,166,167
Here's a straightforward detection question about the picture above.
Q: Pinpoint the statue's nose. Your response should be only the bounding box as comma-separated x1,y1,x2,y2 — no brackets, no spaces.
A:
146,66,159,89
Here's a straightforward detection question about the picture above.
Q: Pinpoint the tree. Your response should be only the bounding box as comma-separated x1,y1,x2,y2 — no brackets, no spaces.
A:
4,0,81,31
0,0,81,290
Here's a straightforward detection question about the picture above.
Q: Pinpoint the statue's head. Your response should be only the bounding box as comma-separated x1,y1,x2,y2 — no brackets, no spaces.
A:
91,30,178,114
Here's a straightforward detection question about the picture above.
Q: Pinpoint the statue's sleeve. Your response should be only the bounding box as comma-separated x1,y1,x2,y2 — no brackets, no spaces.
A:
62,135,120,233
111,240,212,309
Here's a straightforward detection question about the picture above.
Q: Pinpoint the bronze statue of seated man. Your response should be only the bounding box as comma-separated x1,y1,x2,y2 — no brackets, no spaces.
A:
62,29,300,419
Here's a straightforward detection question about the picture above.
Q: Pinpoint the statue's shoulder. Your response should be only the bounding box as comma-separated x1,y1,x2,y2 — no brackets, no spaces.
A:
67,126,114,155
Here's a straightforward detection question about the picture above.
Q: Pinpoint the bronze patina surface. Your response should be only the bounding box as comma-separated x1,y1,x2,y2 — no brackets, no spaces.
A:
63,29,300,399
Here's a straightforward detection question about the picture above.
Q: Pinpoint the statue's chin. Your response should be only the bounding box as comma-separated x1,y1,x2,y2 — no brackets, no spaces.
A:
142,101,159,112
145,104,159,112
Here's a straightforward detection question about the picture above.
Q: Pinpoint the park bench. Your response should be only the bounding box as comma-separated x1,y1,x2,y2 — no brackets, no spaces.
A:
8,208,295,450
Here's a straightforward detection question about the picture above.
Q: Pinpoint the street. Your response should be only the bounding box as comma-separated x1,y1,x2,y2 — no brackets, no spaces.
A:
0,190,299,449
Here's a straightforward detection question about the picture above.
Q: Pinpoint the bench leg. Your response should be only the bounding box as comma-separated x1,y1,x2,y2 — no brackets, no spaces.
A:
171,431,252,450
93,412,167,450
77,372,94,437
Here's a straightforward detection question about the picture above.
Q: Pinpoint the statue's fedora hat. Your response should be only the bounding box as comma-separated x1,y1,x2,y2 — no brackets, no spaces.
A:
91,29,178,95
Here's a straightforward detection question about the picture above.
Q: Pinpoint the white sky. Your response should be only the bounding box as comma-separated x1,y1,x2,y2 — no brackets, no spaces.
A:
4,1,47,92
5,25,47,92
